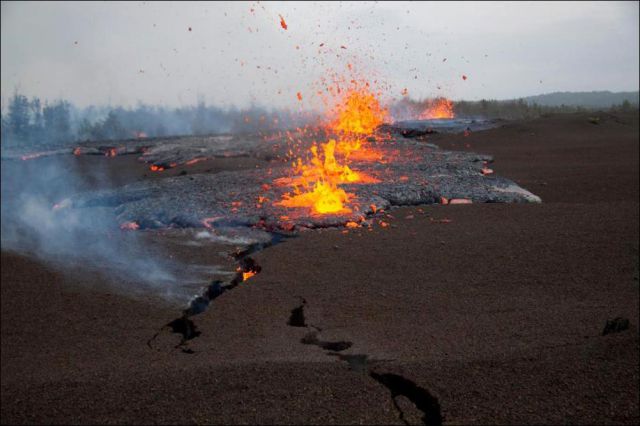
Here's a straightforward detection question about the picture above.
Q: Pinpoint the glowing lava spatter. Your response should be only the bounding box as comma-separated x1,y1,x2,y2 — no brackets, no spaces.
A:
329,82,389,161
330,85,387,135
276,75,388,216
277,139,378,187
276,140,361,214
420,98,455,119
278,179,352,214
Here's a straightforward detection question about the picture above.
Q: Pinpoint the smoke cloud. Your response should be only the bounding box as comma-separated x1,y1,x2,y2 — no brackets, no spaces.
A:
0,153,189,301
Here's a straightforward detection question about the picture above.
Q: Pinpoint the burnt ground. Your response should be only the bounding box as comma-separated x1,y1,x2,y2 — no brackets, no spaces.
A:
1,111,639,424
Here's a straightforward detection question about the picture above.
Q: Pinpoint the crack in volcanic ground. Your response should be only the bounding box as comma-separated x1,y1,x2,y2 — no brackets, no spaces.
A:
148,237,281,353
13,119,541,400
286,299,443,426
58,120,540,362
4,117,534,423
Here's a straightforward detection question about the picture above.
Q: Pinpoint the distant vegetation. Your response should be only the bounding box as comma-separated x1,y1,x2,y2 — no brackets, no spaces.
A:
1,90,637,149
0,92,313,149
392,91,638,121
522,91,639,108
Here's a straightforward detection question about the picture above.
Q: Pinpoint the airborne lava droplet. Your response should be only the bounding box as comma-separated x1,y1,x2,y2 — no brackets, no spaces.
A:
296,92,303,101
421,98,454,119
279,14,288,30
462,75,467,80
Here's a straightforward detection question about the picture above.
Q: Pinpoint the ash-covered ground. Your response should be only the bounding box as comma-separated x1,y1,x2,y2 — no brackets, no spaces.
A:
2,112,638,425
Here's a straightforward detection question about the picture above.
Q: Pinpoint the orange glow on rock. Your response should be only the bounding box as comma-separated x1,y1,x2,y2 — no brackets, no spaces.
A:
449,198,473,205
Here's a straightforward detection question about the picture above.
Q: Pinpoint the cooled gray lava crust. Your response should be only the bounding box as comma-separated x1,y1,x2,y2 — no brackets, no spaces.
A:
65,138,541,231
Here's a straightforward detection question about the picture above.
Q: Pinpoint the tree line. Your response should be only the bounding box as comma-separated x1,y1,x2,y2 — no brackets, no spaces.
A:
0,92,312,149
2,91,637,149
390,97,638,121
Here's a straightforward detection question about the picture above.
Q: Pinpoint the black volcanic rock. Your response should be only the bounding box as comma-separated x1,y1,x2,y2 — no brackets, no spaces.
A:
62,134,540,231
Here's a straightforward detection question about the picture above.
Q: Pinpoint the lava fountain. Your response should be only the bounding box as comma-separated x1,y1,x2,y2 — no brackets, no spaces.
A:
276,81,387,215
419,98,455,120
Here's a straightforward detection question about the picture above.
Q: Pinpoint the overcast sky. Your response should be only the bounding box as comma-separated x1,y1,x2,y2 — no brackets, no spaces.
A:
1,1,638,110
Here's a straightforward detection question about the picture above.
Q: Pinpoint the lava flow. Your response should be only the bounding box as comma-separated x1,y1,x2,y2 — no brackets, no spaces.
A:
420,98,455,119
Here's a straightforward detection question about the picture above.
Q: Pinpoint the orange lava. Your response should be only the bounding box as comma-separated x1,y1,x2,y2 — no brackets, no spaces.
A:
279,179,352,214
449,198,472,205
330,86,387,135
281,139,378,186
242,270,257,281
420,98,455,119
276,138,378,215
150,165,165,172
279,14,288,30
276,75,388,216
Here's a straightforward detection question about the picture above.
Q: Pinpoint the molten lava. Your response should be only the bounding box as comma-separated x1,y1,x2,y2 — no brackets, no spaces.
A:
276,140,356,214
327,83,389,162
420,98,455,119
279,179,352,214
279,14,288,30
276,78,388,215
281,139,377,186
331,87,387,135
242,270,257,281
